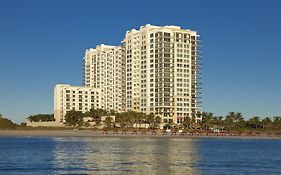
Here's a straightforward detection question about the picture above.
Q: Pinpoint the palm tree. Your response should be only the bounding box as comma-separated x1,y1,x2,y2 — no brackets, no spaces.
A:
146,114,155,128
85,108,108,122
115,112,127,128
128,111,143,128
182,117,191,129
201,112,214,130
64,109,84,127
261,117,272,129
273,116,281,129
135,112,146,128
104,116,113,128
213,116,224,128
109,109,117,115
224,112,245,130
225,112,236,130
248,116,261,128
154,116,162,128
164,119,174,129
233,112,245,129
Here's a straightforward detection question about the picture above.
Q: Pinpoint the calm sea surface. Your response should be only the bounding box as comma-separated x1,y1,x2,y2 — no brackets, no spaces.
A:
0,137,281,175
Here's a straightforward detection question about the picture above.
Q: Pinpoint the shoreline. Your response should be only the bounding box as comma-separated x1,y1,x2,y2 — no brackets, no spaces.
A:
0,130,281,140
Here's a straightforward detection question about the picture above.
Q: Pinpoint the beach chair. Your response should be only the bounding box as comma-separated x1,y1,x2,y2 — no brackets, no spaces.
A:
113,130,118,135
102,130,108,135
122,130,127,135
151,130,157,135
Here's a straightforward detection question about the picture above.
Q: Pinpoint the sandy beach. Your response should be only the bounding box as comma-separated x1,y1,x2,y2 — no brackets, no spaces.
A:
0,129,280,139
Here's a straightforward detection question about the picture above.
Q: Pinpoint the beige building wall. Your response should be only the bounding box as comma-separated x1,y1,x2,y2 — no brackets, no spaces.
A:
54,84,101,123
83,45,124,112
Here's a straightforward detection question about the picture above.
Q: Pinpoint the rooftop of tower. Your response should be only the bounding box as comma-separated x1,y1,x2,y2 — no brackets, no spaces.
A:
85,44,120,53
126,24,195,34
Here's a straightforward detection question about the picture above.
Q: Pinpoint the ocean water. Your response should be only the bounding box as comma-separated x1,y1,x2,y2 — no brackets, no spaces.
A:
0,137,280,175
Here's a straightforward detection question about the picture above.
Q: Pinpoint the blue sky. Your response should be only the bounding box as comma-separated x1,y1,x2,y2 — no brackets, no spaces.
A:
0,0,281,123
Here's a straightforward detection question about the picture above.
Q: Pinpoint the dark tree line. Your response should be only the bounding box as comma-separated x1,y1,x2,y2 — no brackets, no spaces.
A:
24,110,281,131
200,112,281,131
27,114,55,122
113,111,161,129
64,109,161,129
64,108,108,127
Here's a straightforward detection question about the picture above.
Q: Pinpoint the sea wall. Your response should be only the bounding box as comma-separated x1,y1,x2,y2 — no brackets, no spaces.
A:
27,121,63,127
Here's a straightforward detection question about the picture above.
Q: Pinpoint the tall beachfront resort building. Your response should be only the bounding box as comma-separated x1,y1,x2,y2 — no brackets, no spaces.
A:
54,84,101,123
54,24,202,125
123,24,202,124
83,44,125,112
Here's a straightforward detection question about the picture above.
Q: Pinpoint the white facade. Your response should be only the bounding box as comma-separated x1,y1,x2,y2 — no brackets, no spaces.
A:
54,84,101,123
83,45,124,112
53,24,202,125
123,24,202,124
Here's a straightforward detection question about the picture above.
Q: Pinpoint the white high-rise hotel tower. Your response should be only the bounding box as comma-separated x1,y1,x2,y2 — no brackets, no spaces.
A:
83,45,124,112
55,24,202,125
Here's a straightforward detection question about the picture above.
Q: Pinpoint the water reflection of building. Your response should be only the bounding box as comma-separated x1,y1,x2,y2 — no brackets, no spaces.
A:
52,137,90,174
52,137,200,174
145,138,199,174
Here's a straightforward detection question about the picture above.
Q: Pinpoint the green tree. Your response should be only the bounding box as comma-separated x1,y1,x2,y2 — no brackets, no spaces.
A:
212,116,224,128
224,112,245,130
145,114,161,129
109,109,117,115
204,112,213,128
64,110,84,127
104,116,113,128
224,112,235,130
27,114,55,122
127,111,139,127
248,116,261,128
182,117,193,129
233,112,245,129
273,116,281,129
84,108,108,123
134,112,146,128
115,112,128,128
201,112,214,130
261,117,273,129
154,116,162,128
163,119,174,129
146,114,155,127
